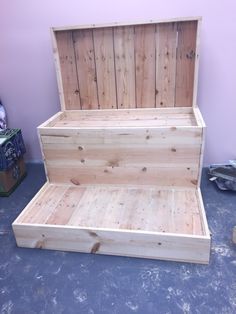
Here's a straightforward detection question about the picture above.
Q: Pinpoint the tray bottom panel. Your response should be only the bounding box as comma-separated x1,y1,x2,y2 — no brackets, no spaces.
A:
16,184,205,235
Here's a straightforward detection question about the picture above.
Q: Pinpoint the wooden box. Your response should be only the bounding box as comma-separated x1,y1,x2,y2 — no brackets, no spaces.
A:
13,17,211,263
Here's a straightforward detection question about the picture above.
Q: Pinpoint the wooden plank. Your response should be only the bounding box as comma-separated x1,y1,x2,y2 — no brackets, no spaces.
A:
151,190,173,232
93,28,117,109
52,17,202,31
73,29,99,109
43,146,201,166
68,187,120,228
51,30,66,111
25,185,68,224
192,19,201,107
38,111,64,128
12,223,210,264
46,186,86,225
193,108,206,187
52,117,196,128
63,112,195,122
197,188,211,236
113,26,136,108
55,31,81,109
135,24,156,108
63,107,193,116
14,183,50,224
17,185,63,223
175,21,197,107
45,164,199,187
156,23,177,107
174,190,203,235
39,127,202,146
37,128,49,182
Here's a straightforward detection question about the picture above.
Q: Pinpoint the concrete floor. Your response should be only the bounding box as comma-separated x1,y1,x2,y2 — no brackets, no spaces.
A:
0,163,236,314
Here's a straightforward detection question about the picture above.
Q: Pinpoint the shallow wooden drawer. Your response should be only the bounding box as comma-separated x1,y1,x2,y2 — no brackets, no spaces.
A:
13,183,210,264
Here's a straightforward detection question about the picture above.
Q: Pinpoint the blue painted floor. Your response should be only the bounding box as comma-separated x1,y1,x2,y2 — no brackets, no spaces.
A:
0,163,236,314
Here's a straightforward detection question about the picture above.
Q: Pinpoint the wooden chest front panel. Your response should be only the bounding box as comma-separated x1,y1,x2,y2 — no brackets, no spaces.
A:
40,126,202,188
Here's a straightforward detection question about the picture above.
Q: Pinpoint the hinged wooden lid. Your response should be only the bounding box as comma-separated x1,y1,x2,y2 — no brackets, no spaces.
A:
52,17,201,110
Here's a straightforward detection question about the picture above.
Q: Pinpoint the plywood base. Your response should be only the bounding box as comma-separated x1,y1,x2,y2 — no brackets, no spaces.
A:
13,183,211,263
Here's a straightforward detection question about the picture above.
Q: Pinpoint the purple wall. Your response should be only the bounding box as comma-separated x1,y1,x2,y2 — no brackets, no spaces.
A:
0,0,235,164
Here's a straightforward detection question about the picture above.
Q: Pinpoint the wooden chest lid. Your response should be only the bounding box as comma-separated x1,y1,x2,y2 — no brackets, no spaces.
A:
52,17,201,110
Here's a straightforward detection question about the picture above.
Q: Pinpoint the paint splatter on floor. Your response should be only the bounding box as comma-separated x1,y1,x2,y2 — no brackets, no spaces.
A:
0,164,236,313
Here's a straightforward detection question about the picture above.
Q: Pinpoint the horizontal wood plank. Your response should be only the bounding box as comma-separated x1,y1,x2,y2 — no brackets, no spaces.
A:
13,222,210,263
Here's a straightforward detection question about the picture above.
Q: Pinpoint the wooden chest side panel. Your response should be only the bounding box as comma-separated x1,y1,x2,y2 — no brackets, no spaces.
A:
40,127,202,187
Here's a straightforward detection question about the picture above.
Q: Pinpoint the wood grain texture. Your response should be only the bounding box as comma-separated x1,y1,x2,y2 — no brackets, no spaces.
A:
45,164,198,187
93,28,117,108
54,19,199,109
113,26,136,108
135,25,156,107
175,21,197,107
12,182,210,264
53,17,201,31
156,23,177,107
55,31,81,109
73,29,99,109
13,222,210,263
15,184,206,236
192,19,201,107
38,108,202,188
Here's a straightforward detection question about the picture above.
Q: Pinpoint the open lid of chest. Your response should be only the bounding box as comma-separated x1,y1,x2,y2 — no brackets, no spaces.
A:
52,17,201,111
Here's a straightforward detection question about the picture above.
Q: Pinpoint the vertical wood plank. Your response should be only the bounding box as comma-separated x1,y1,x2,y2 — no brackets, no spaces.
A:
55,31,81,110
93,28,117,109
113,26,136,108
174,191,203,235
156,23,177,107
192,19,201,107
175,21,197,107
73,30,99,109
135,25,156,108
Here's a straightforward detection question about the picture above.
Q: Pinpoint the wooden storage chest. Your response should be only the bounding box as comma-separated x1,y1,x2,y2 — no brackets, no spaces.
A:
13,17,211,263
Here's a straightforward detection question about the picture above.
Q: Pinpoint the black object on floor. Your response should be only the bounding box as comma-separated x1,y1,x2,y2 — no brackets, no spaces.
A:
0,163,236,314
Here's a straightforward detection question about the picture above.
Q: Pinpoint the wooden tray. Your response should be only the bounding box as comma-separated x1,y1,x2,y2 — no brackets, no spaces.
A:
13,183,210,263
